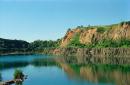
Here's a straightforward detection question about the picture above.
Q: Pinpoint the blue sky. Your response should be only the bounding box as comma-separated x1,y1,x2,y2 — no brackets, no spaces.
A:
0,0,130,42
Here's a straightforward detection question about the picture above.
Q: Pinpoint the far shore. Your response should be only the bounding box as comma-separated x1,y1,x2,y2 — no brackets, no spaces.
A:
0,52,34,56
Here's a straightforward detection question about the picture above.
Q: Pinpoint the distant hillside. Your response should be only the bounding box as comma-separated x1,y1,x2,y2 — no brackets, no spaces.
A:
60,21,130,48
0,38,29,53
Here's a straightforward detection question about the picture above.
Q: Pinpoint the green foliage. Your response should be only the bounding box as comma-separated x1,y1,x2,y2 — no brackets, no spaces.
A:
95,39,114,48
68,33,86,48
70,64,130,74
32,58,58,66
68,33,94,48
13,69,24,85
120,21,130,26
97,27,106,33
28,39,61,51
68,35,130,48
67,28,71,33
14,69,24,79
68,33,80,46
77,25,84,28
0,38,29,49
96,25,113,33
126,21,130,25
120,21,125,26
95,38,130,48
0,62,28,70
0,38,29,53
70,64,81,74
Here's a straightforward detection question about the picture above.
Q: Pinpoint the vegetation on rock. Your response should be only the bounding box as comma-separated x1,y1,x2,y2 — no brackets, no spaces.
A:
62,21,130,48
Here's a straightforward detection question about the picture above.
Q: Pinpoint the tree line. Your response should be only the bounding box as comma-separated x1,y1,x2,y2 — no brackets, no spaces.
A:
0,38,61,53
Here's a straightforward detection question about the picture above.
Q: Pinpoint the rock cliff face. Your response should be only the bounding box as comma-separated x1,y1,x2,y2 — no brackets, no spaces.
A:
60,28,81,47
50,22,130,64
108,23,130,40
52,48,130,64
60,22,130,47
80,28,102,44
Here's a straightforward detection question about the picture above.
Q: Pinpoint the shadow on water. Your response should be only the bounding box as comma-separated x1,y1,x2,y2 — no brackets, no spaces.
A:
0,55,130,85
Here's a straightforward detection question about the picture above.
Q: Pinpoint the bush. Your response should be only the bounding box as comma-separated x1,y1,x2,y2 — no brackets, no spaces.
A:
14,69,24,79
95,38,130,48
120,21,125,26
95,39,114,48
97,27,106,33
68,33,80,47
126,21,130,25
120,21,130,26
68,33,84,48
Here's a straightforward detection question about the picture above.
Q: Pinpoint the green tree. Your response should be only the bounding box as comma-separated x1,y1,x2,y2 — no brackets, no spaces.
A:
28,39,60,51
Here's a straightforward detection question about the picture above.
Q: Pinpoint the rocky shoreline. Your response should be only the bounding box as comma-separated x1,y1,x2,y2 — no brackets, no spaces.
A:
44,47,130,65
1,48,130,64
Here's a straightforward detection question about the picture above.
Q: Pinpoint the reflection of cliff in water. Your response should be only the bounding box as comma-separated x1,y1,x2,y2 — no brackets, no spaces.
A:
62,53,130,85
65,48,130,64
80,66,130,85
60,63,130,85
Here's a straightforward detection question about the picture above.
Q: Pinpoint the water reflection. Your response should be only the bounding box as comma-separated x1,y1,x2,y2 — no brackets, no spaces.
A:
0,62,29,70
65,64,130,85
61,56,130,85
0,55,130,85
0,73,2,81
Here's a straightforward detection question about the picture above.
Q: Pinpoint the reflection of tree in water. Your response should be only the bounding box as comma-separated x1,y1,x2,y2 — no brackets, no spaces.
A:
0,72,2,81
0,62,29,70
31,58,59,67
0,58,59,71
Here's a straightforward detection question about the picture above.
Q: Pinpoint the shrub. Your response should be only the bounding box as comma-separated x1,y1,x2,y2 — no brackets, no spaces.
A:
126,21,130,25
95,38,130,48
120,21,125,26
120,21,130,26
68,33,81,47
14,69,24,79
97,27,106,33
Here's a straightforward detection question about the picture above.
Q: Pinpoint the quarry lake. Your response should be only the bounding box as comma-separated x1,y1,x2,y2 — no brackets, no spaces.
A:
0,54,130,85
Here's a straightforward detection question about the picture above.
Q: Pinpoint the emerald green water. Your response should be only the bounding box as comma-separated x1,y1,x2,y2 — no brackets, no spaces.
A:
0,54,130,85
